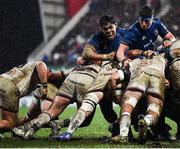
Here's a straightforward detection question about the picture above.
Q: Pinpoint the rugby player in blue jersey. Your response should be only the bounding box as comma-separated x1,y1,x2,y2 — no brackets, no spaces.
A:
82,16,127,138
82,15,126,62
116,5,175,67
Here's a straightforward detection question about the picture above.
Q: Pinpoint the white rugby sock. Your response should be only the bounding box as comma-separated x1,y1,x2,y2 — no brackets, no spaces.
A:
67,109,86,134
30,112,51,129
144,114,154,126
119,113,131,137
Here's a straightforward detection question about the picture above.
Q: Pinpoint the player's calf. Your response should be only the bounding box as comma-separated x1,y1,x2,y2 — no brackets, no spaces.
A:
66,97,97,135
23,112,51,140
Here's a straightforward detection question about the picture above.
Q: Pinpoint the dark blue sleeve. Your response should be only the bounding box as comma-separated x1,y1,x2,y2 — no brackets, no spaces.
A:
156,19,169,38
121,30,137,46
87,35,99,49
119,27,126,35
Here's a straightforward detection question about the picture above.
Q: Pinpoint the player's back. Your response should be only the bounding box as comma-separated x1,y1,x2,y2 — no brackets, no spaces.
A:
71,64,101,78
1,62,39,96
129,55,166,77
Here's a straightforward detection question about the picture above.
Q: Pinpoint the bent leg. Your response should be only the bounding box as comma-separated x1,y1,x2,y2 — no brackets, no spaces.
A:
66,91,103,134
119,90,142,137
0,109,17,132
111,90,142,143
145,95,163,126
23,96,71,140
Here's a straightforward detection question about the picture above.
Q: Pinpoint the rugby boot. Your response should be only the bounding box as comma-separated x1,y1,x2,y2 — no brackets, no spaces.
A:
108,121,119,137
53,132,72,141
23,128,36,140
111,135,128,144
49,119,70,138
49,120,61,138
154,123,176,141
156,132,176,142
138,118,148,144
12,126,26,138
165,132,176,142
23,123,39,140
12,121,32,138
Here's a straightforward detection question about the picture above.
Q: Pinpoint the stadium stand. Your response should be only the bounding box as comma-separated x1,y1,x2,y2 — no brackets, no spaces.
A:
161,1,180,37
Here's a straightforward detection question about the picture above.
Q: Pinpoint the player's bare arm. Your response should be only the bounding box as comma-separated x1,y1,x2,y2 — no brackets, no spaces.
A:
82,44,115,61
163,32,176,48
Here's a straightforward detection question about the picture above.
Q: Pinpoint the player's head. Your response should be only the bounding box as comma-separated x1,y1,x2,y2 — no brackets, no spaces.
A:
99,15,117,40
138,6,154,30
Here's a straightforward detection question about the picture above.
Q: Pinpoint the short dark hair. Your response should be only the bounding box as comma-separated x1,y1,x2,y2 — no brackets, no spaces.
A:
99,15,116,27
139,6,154,17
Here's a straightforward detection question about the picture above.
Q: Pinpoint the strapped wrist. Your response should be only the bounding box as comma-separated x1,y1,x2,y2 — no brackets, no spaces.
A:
41,83,47,88
164,38,175,43
118,70,125,81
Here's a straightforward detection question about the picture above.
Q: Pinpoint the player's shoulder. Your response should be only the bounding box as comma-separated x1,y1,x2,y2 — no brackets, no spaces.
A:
92,31,103,39
117,27,126,32
127,21,140,34
87,31,103,43
123,22,139,39
116,27,126,35
152,18,163,25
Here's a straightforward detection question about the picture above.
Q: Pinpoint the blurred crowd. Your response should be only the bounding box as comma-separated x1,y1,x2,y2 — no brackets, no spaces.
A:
44,0,179,68
161,1,180,38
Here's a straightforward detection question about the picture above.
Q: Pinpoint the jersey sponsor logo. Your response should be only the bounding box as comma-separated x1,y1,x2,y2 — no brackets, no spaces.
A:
144,40,154,48
154,29,158,36
144,43,151,48
67,78,85,86
142,36,147,40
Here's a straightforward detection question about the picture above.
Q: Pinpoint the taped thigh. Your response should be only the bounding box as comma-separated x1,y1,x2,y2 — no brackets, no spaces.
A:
147,102,161,116
147,75,165,100
114,82,126,96
122,95,138,108
84,92,102,104
127,72,148,92
80,99,97,114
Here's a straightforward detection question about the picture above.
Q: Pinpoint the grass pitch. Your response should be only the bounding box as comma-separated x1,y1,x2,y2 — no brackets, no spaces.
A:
0,106,180,148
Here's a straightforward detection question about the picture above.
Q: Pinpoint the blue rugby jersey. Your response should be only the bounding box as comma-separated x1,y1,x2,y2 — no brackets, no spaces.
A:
122,18,169,51
87,27,126,54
